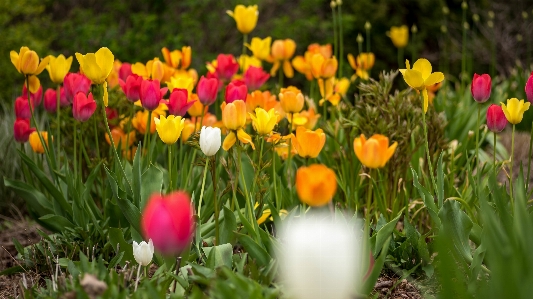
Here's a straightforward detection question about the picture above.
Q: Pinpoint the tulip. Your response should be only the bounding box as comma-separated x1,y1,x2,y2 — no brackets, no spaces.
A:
166,88,195,117
29,131,49,154
225,80,248,103
187,94,206,117
295,164,337,206
347,53,375,81
141,191,195,255
399,59,445,113
64,73,91,102
246,37,272,61
22,84,43,106
180,46,192,70
166,76,194,95
106,107,118,123
216,54,240,81
154,115,185,145
75,47,114,84
23,75,41,95
244,66,270,90
226,5,259,34
501,98,530,125
46,54,73,84
238,55,262,72
10,46,50,76
200,126,222,156
486,104,507,132
270,39,296,78
298,108,321,130
318,78,341,106
246,90,277,113
181,120,196,143
161,47,182,68
308,43,333,58
293,126,326,158
471,73,492,103
525,71,533,103
335,77,351,96
133,239,154,267
222,100,254,150
249,108,278,136
279,86,304,114
13,119,35,143
310,54,338,79
119,74,143,102
15,96,32,120
353,134,398,168
389,25,409,48
277,214,360,299
105,127,136,150
43,88,69,113
73,92,97,122
132,110,157,134
140,79,168,111
197,76,219,106
119,63,132,82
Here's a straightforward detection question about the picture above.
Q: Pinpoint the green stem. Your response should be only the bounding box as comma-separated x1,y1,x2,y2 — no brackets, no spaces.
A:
365,169,373,228
168,144,173,192
74,121,77,177
252,137,265,195
238,146,254,228
197,158,209,220
273,144,280,210
56,84,61,167
527,121,533,191
242,34,248,70
494,132,497,179
331,4,338,68
93,115,101,161
422,104,438,195
338,3,344,78
145,110,153,162
126,104,134,157
231,147,237,211
461,10,467,95
26,75,52,167
287,114,294,203
212,155,219,245
366,27,371,78
510,124,515,206
475,105,480,184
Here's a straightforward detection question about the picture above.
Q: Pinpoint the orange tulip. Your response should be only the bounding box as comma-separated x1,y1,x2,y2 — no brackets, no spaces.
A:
279,86,304,114
105,127,136,150
270,39,296,78
29,131,49,154
296,164,337,207
353,134,398,168
311,54,338,79
222,100,255,150
293,126,326,158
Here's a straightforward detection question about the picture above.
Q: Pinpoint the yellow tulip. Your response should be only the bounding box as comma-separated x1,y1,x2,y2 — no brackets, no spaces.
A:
296,164,337,207
222,100,255,150
181,46,192,69
246,37,272,61
25,75,41,94
29,131,49,154
166,76,194,95
399,59,445,113
75,47,114,84
10,47,50,76
226,5,259,34
389,25,409,48
501,98,530,124
353,134,397,169
293,126,326,158
161,47,182,68
318,78,341,106
249,108,278,136
279,86,304,114
335,77,351,96
310,54,338,79
46,54,73,84
238,55,262,72
154,115,185,145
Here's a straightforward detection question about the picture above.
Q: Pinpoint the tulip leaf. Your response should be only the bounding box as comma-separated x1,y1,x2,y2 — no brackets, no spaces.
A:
372,212,401,256
133,144,141,207
220,206,237,244
4,178,53,218
411,167,441,229
205,243,233,269
141,165,163,210
106,166,141,233
38,214,75,232
0,266,24,276
438,200,473,262
437,152,445,207
234,232,271,267
109,227,135,266
359,237,391,296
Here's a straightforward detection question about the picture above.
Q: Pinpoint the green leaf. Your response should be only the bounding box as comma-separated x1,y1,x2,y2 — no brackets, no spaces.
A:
235,232,271,267
4,178,53,217
141,165,163,210
437,152,445,207
38,214,75,232
133,144,142,207
108,251,124,269
0,266,24,276
359,237,391,296
438,200,473,262
204,243,233,269
220,206,237,244
106,166,141,233
108,227,135,266
411,167,441,228
372,212,401,256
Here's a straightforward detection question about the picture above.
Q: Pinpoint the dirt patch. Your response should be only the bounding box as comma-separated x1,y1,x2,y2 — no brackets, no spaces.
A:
372,274,425,299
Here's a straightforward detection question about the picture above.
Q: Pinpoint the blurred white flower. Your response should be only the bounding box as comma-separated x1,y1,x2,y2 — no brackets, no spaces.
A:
277,213,361,299
133,239,154,266
200,126,221,156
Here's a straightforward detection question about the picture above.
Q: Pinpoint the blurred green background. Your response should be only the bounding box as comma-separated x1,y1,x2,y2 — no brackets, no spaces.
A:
2,0,531,103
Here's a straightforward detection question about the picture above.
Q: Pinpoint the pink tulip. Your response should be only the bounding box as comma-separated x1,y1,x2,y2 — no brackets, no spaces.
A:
486,104,507,133
13,119,35,143
119,74,143,102
73,92,97,122
216,54,239,82
140,79,168,111
64,73,91,103
471,73,491,103
43,88,69,113
525,71,533,103
141,191,195,255
244,66,270,91
197,76,219,105
22,85,43,107
166,88,195,117
225,80,248,103
119,63,133,82
15,96,32,120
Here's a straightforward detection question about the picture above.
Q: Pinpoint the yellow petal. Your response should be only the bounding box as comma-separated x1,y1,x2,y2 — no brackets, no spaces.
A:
423,89,429,113
95,47,114,81
424,72,445,86
10,51,20,73
103,82,109,107
403,69,424,90
222,131,237,151
412,59,432,80
82,53,103,83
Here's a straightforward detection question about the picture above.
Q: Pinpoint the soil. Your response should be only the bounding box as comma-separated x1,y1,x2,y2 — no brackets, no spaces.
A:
371,274,429,299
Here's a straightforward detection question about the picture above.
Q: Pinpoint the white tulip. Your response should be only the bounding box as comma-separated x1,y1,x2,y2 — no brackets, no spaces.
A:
277,213,361,299
200,126,221,156
133,239,154,266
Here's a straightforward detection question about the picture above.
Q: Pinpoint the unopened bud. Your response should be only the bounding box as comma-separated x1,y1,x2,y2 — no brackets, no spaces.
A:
487,20,494,28
442,6,449,15
356,34,364,43
330,1,336,8
463,22,470,30
472,14,479,23
336,0,342,6
517,34,523,42
462,1,468,10
441,25,448,33
468,130,474,138
523,11,528,19
411,24,418,33
365,22,371,30
488,11,495,19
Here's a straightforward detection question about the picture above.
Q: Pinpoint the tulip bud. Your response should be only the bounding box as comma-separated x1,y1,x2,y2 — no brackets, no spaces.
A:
140,79,167,111
472,14,480,23
523,11,529,19
43,88,68,113
471,73,491,103
525,72,533,103
225,80,248,103
64,72,91,102
501,98,530,125
244,66,270,91
461,1,468,10
442,6,449,15
13,119,35,143
364,22,371,30
488,11,495,19
133,239,154,266
200,126,221,156
487,21,494,28
15,96,32,120
197,76,219,106
119,74,143,102
73,92,97,122
356,34,364,44
487,104,508,133
330,1,336,8
141,191,195,255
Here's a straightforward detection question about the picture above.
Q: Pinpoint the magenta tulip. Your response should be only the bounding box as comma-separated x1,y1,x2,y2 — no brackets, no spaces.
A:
15,96,32,120
471,73,491,103
73,92,97,122
22,85,43,107
140,79,168,111
141,191,195,255
216,54,239,82
225,80,248,103
197,76,219,105
43,88,69,113
525,71,533,103
119,74,143,102
244,66,270,91
119,62,133,82
13,119,35,143
64,73,91,103
486,104,508,133
166,88,195,117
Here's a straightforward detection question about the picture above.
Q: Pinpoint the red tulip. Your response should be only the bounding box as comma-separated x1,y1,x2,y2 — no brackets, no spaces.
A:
73,92,97,122
486,104,507,132
13,119,35,143
165,88,195,117
22,85,43,106
15,96,32,119
525,71,533,103
216,54,239,81
119,74,143,102
140,79,168,111
43,88,69,113
225,80,248,103
471,73,491,103
106,107,118,121
64,73,91,102
197,76,219,105
119,62,132,82
141,191,195,255
244,66,270,90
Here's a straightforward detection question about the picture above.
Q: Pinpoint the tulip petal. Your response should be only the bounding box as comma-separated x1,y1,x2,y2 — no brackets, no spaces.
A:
237,128,255,149
222,131,237,151
423,89,429,113
95,47,114,81
403,69,424,90
10,51,20,73
82,53,104,83
382,142,398,167
270,61,280,76
424,72,445,86
283,60,294,78
413,58,432,80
